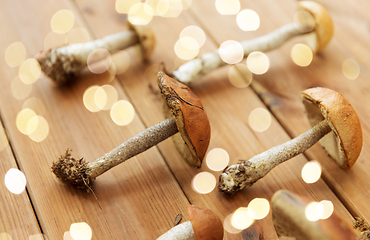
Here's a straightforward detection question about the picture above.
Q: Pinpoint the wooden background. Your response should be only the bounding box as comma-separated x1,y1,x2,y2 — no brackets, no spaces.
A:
0,0,369,239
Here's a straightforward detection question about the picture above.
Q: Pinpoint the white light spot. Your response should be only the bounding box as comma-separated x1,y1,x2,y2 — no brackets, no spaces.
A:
174,37,199,60
301,160,322,184
5,42,27,67
305,201,324,221
291,43,313,67
19,58,41,85
215,0,240,15
342,59,360,80
231,207,255,230
50,10,75,34
87,49,112,74
110,100,135,126
180,26,206,48
128,3,154,25
4,168,27,194
320,200,334,219
206,148,229,171
70,222,92,240
248,108,271,132
236,9,260,31
219,40,244,64
247,198,270,220
191,172,216,194
246,51,269,75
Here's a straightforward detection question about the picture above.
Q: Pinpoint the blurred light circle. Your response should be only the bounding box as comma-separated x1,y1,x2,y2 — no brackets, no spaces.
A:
228,64,253,88
232,207,255,230
342,59,360,80
301,160,322,184
174,37,199,60
219,40,244,64
100,85,118,110
11,76,33,100
110,100,135,126
320,200,334,219
116,0,140,14
5,42,27,67
83,86,101,113
247,198,270,220
180,26,206,48
19,58,41,85
215,0,240,15
305,202,324,221
50,9,75,34
16,108,37,135
291,43,313,67
191,172,216,194
87,49,112,74
236,9,260,31
27,116,50,142
111,50,131,75
4,168,27,194
246,51,269,75
248,108,271,132
70,222,92,240
128,3,154,25
22,97,46,116
206,148,229,171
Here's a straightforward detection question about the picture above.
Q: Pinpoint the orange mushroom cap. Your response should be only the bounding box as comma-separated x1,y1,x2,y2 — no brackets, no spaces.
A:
158,71,211,168
188,205,224,240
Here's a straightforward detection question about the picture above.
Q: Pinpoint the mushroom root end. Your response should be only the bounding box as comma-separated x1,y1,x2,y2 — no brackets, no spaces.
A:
51,149,93,189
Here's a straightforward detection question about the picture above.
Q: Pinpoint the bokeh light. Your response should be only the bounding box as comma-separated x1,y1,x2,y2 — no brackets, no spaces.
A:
342,59,360,80
66,28,91,44
246,51,269,75
247,198,270,220
11,76,33,100
223,214,242,234
83,86,101,112
219,40,244,64
87,49,112,74
180,26,206,48
232,207,255,230
174,37,199,60
44,32,66,51
206,148,229,171
215,0,240,15
50,10,75,34
64,231,73,240
100,85,118,110
248,108,271,132
4,168,27,194
305,201,324,221
5,42,27,67
111,50,131,75
19,58,41,85
110,100,135,126
191,172,216,194
115,0,140,14
301,160,322,184
27,116,50,142
228,64,253,88
0,126,9,151
16,108,37,135
0,232,12,240
236,9,260,31
22,98,45,116
291,43,313,67
128,3,154,25
157,0,183,18
70,222,92,240
93,86,108,110
320,200,334,219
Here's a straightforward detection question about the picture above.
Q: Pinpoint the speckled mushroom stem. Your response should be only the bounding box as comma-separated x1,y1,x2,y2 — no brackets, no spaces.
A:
172,22,311,84
37,30,139,85
88,117,178,178
156,221,195,240
218,119,332,195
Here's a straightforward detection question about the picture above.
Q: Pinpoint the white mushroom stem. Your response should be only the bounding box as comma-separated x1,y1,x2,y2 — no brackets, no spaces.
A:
37,30,139,85
172,22,312,84
218,119,332,194
156,221,196,240
52,117,178,187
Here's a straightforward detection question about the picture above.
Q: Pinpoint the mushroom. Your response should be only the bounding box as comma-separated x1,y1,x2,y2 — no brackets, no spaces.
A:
51,72,210,188
218,87,362,194
271,189,359,240
36,23,155,86
156,205,224,240
171,1,334,84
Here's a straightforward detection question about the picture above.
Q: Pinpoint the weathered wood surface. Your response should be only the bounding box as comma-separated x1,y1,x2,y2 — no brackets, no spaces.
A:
0,0,367,239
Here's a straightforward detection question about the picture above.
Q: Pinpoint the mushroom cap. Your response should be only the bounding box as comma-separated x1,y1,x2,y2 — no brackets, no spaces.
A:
188,205,224,240
271,189,358,240
129,22,156,60
298,1,334,53
158,71,211,168
301,87,362,169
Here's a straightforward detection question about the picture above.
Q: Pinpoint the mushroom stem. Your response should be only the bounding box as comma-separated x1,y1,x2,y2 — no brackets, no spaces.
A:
218,119,332,194
172,22,311,84
156,221,196,240
52,117,178,188
37,30,139,85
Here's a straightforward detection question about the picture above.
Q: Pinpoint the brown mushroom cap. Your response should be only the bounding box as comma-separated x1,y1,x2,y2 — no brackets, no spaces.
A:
271,189,358,240
301,87,362,169
298,1,334,53
129,22,156,60
188,205,224,240
158,71,211,168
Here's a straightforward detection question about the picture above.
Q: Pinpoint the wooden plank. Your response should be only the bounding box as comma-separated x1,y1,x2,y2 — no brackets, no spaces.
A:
73,1,359,238
0,1,193,239
0,122,42,239
190,0,370,221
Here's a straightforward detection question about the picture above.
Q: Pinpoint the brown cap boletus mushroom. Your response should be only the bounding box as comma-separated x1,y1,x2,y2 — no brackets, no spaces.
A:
156,205,224,240
271,189,358,240
218,87,362,194
51,72,210,188
172,1,334,84
36,22,155,86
